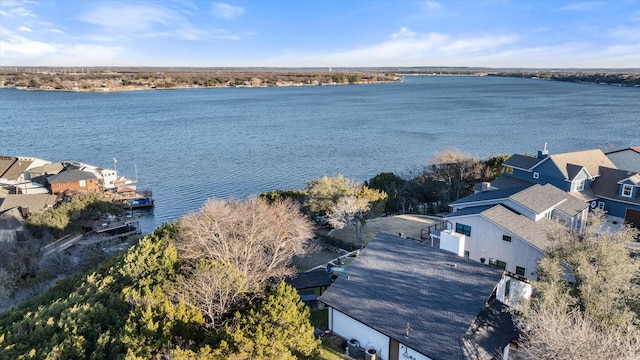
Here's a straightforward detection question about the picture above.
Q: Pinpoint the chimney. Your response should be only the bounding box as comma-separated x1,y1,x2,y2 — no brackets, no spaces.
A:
537,142,549,159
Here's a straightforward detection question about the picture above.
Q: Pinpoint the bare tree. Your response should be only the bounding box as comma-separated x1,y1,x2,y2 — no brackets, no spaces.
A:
169,259,252,328
429,148,488,202
517,212,640,359
174,197,314,286
326,185,386,247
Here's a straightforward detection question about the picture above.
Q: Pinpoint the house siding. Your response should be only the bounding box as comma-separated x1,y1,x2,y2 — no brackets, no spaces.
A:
446,215,543,280
598,198,640,219
329,308,390,360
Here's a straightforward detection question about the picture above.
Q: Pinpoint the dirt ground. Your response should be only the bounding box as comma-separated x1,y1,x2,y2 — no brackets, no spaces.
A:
328,214,440,246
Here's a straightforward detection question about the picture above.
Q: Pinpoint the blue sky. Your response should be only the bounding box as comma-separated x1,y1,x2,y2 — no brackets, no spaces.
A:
1,0,639,68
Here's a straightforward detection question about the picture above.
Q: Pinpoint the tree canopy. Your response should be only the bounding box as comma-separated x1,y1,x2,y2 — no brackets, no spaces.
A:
518,213,640,359
0,198,319,359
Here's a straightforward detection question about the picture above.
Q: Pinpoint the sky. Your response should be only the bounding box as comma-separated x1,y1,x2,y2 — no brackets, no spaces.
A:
1,0,639,68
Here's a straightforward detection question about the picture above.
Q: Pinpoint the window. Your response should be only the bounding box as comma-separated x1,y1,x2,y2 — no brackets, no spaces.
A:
464,251,470,259
489,258,507,270
533,172,539,179
598,202,605,211
576,179,585,191
516,266,526,276
504,279,511,298
455,223,471,236
502,235,512,242
79,180,86,187
622,184,633,198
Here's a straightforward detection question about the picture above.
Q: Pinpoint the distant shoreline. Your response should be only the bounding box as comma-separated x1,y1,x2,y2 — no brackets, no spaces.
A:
1,68,639,92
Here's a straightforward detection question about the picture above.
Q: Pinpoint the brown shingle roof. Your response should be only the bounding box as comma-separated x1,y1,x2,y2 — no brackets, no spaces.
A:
545,149,616,179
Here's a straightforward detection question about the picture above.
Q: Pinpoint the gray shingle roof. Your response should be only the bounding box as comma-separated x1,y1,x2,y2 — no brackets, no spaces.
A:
489,175,535,190
48,169,97,183
450,186,530,206
510,184,583,215
318,232,504,360
285,268,333,290
481,205,556,250
462,299,518,359
591,167,640,205
503,154,542,171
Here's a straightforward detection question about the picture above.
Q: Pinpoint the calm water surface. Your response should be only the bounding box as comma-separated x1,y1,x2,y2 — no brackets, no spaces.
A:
1,76,639,232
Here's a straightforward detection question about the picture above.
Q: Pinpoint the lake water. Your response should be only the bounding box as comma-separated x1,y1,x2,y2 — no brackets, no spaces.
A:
1,76,639,232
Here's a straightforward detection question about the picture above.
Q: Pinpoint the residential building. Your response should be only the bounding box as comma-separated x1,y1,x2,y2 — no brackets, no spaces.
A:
48,169,99,195
500,145,640,226
440,183,588,280
319,232,526,360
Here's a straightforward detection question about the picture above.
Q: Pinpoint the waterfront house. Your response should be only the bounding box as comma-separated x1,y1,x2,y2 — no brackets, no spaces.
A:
0,156,50,186
319,232,525,360
48,169,99,195
500,145,640,226
501,145,615,194
439,183,588,280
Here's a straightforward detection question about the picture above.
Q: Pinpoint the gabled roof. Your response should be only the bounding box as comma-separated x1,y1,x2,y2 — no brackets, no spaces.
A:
618,173,640,185
447,204,556,251
591,167,640,205
0,156,17,178
481,205,556,250
0,158,34,181
319,232,505,360
0,194,59,213
450,186,530,206
543,149,616,179
462,299,518,359
502,154,542,171
489,174,535,190
511,183,587,216
48,169,97,183
452,183,587,217
285,268,333,290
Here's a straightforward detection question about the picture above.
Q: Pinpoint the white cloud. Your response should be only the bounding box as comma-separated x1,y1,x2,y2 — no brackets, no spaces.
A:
554,2,605,12
423,1,443,10
49,28,64,34
10,6,35,17
392,27,416,39
18,25,32,32
0,34,57,57
80,4,178,33
211,3,245,20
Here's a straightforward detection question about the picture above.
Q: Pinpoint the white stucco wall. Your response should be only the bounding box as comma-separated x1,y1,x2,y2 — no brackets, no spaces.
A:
496,274,532,309
440,230,465,256
329,308,390,360
398,343,433,360
445,215,543,280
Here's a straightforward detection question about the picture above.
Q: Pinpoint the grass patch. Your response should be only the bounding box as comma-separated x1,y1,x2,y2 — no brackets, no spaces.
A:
310,308,328,328
316,340,348,360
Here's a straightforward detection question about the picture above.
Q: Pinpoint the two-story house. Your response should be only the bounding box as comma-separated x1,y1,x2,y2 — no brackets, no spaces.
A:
500,145,640,227
48,169,100,195
439,183,588,280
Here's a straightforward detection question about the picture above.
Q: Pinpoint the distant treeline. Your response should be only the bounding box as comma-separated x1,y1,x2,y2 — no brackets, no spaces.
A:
0,69,400,91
